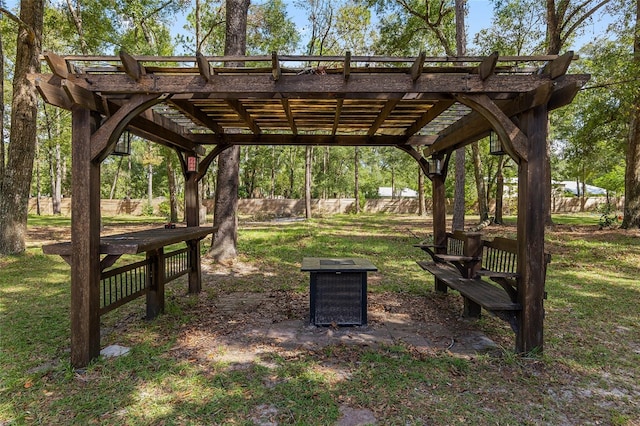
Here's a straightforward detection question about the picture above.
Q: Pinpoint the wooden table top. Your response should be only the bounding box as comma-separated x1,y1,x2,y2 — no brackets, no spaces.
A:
301,257,378,272
43,226,217,256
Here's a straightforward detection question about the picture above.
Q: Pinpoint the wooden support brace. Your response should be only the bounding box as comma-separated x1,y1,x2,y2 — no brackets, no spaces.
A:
477,51,499,81
100,254,121,271
454,93,528,162
44,51,70,79
35,77,73,110
119,50,146,82
539,51,574,79
62,80,100,112
272,51,281,81
410,52,426,81
196,51,213,82
344,51,351,81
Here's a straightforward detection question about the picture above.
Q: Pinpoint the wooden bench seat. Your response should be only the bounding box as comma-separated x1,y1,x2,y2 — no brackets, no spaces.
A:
415,233,550,334
417,260,522,330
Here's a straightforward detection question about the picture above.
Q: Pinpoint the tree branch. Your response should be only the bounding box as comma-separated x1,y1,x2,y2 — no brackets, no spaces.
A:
0,6,36,43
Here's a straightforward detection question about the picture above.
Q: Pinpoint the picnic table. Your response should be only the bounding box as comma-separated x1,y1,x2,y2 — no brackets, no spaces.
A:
43,226,216,317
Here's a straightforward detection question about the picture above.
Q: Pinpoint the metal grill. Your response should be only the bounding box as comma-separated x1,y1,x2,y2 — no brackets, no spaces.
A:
165,248,190,281
100,259,150,315
312,272,365,326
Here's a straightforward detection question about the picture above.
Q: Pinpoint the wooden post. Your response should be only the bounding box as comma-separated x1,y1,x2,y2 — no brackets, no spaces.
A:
70,106,101,368
185,173,201,293
146,248,165,319
432,173,448,292
462,232,483,317
516,105,548,354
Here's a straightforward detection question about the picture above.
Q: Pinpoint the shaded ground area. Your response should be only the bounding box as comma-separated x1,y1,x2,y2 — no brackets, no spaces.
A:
21,215,640,424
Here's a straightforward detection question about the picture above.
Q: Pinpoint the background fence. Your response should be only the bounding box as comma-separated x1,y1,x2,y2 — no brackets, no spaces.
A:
29,196,624,217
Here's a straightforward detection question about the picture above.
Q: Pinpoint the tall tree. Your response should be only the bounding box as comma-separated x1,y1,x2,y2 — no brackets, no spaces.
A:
210,0,249,262
543,0,612,225
0,0,44,254
452,0,466,230
0,21,4,181
623,0,640,228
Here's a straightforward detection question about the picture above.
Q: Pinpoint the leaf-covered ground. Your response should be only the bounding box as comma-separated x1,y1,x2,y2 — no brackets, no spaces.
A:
1,214,638,425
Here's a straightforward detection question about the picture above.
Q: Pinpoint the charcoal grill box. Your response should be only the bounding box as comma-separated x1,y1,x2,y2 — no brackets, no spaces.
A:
301,257,377,326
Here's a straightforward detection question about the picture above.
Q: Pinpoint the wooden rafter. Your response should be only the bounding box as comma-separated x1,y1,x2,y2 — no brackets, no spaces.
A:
368,99,400,136
332,98,344,135
281,98,298,135
226,99,261,134
168,98,225,135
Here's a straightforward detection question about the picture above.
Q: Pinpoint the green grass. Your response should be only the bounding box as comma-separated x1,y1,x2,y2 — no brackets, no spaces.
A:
1,213,639,424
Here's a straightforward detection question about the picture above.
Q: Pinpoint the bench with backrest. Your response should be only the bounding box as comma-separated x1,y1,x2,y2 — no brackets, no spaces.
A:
415,232,550,333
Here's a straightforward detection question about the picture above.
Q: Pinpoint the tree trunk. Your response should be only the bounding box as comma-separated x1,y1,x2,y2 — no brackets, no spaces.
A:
210,0,249,262
167,156,178,222
452,149,465,230
452,0,467,231
147,164,153,208
623,0,640,228
471,142,489,221
0,0,44,254
0,30,4,182
494,155,505,224
109,156,123,199
354,147,360,214
305,145,312,218
65,0,89,54
418,166,426,216
288,146,295,197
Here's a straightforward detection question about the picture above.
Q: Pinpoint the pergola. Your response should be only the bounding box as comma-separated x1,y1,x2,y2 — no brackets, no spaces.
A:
34,51,588,367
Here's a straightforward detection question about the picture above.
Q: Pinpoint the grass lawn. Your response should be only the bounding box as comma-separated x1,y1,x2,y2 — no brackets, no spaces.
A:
1,213,638,425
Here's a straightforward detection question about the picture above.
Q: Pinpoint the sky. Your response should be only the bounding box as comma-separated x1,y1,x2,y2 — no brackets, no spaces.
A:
3,0,614,53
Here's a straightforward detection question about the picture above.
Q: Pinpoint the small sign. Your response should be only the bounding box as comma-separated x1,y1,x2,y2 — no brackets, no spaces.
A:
187,156,197,172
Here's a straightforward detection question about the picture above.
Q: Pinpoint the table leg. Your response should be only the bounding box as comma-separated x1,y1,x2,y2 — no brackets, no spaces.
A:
146,248,165,319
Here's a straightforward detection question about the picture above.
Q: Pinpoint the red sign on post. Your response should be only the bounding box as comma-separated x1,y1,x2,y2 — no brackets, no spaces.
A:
187,156,197,172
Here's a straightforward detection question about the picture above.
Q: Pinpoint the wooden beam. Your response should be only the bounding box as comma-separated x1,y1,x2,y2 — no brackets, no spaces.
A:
34,77,72,110
189,133,435,146
226,99,261,134
196,51,213,82
168,98,225,134
62,80,100,111
516,104,549,353
332,98,344,135
477,51,499,81
410,52,426,81
344,51,351,81
547,75,588,110
60,72,555,97
367,99,400,136
404,100,455,137
119,50,146,81
539,51,574,79
70,106,101,368
453,94,528,162
427,77,579,154
272,51,281,81
196,143,233,180
44,51,70,79
91,94,163,162
103,98,198,153
281,98,298,135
